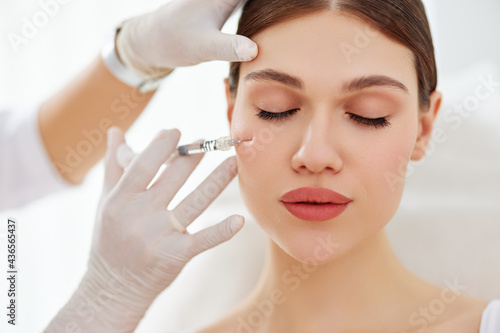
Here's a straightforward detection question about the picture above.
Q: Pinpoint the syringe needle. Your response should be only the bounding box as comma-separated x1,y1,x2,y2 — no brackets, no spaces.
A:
178,136,246,155
117,136,249,168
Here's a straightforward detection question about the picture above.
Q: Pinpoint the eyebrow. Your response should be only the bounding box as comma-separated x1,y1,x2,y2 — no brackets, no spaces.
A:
342,75,409,94
243,69,408,94
244,69,304,90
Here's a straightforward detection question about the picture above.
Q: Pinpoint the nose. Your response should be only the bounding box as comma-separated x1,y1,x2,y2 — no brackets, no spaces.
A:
291,110,344,174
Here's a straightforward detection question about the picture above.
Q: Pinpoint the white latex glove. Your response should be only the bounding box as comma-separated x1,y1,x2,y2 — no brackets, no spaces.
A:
116,0,258,78
45,127,244,332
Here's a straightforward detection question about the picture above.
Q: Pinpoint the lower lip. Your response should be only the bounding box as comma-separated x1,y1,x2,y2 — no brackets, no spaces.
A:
281,202,350,221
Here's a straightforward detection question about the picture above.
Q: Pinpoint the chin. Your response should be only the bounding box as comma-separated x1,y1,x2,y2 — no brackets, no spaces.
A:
270,227,353,265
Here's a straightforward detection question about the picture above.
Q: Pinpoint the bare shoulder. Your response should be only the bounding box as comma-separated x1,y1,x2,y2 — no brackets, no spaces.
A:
425,296,491,333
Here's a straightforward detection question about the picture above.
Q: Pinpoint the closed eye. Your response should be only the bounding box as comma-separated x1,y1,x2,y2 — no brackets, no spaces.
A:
347,113,390,128
256,109,390,129
256,109,299,121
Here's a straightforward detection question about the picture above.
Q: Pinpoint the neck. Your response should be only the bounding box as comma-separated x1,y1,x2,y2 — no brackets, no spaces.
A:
238,229,438,332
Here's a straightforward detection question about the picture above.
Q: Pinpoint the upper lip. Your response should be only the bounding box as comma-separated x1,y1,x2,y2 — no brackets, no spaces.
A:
280,187,352,204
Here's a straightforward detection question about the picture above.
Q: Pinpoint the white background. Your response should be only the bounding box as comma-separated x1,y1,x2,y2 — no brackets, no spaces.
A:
0,0,499,332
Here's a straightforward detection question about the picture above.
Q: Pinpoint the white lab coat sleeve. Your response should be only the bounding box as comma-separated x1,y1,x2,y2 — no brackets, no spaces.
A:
0,103,72,210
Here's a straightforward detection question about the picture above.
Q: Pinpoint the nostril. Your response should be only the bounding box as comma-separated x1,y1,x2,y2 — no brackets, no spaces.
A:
291,143,344,175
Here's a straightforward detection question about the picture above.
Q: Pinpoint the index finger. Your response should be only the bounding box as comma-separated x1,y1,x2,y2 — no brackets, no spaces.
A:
119,129,181,192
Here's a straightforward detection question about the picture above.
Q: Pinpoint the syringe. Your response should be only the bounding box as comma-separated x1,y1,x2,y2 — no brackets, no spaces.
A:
116,136,247,168
178,136,242,155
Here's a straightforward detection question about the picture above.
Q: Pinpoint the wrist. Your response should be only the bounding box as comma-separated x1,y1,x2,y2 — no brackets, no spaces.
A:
45,276,149,333
116,18,174,81
46,253,155,333
101,21,172,92
83,252,156,316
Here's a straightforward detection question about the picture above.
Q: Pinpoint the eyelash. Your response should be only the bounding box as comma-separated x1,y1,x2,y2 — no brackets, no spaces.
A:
347,113,391,128
257,109,299,121
256,109,390,128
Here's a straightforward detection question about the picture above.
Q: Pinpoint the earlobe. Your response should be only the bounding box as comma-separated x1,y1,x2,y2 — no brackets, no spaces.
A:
410,91,442,161
224,78,235,125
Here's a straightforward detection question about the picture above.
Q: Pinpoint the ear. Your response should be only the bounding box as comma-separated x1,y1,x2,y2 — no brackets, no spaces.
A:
224,78,235,126
410,91,442,161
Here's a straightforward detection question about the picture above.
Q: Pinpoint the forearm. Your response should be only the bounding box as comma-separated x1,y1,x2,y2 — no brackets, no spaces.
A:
38,55,155,184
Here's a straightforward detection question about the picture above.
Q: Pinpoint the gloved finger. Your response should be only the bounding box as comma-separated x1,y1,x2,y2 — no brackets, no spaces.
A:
172,156,237,225
204,32,258,62
103,127,126,194
188,214,245,257
118,129,180,193
148,147,204,206
116,143,135,169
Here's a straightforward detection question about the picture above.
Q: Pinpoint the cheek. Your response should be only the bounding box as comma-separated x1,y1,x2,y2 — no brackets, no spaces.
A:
378,119,419,194
351,117,418,220
231,108,291,227
230,103,290,172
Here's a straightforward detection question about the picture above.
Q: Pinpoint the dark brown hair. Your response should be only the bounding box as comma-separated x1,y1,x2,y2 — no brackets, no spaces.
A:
229,0,437,110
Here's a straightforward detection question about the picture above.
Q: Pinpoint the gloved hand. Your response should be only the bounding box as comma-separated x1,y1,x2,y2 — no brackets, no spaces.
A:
116,0,258,79
45,127,244,332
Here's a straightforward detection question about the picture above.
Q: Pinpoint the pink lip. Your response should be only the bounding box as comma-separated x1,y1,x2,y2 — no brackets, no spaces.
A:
280,187,352,221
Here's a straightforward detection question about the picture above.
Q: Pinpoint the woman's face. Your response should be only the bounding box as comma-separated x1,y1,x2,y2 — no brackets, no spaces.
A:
226,11,440,264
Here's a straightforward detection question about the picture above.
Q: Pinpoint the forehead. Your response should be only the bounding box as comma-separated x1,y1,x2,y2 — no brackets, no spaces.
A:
239,10,418,97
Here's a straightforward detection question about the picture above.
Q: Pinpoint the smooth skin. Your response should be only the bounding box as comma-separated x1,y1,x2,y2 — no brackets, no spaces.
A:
199,10,490,333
